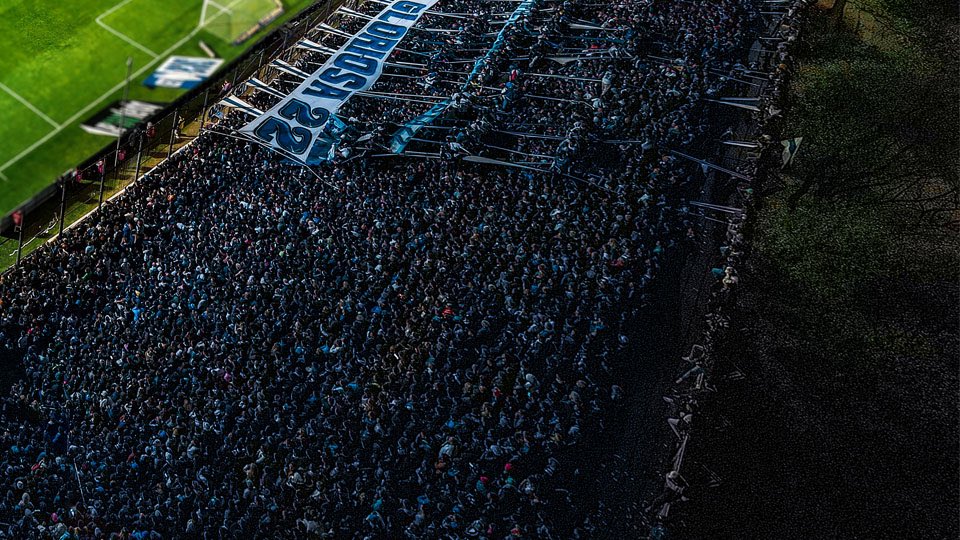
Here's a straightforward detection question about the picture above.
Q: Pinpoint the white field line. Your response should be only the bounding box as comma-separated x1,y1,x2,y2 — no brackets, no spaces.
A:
96,0,160,58
207,0,231,13
0,0,245,175
0,82,60,128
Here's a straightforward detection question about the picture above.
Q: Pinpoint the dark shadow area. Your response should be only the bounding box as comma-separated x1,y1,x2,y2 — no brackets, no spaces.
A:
679,260,960,539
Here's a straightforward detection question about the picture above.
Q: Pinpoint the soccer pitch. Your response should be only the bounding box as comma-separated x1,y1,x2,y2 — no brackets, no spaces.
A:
0,0,315,217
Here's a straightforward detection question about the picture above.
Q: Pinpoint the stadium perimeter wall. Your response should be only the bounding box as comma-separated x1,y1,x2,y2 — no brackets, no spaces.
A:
644,2,811,534
0,0,347,269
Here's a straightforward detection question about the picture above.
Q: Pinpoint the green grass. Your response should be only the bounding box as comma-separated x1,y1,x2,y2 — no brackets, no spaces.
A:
0,0,315,217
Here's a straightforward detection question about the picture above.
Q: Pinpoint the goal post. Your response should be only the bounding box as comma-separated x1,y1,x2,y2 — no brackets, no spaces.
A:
199,0,232,30
198,0,284,45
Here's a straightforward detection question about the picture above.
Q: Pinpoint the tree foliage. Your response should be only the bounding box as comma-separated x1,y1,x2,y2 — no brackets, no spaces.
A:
685,4,959,538
782,11,958,229
756,0,959,368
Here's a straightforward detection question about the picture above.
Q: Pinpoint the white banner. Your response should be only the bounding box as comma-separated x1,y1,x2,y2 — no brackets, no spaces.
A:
239,0,439,161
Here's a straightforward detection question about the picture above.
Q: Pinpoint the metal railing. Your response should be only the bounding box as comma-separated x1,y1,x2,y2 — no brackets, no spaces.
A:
646,3,811,534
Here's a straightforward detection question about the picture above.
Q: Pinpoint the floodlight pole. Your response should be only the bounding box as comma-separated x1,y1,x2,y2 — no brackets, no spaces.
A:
15,218,23,267
106,56,134,211
134,134,144,181
167,108,179,159
199,88,210,135
58,178,67,236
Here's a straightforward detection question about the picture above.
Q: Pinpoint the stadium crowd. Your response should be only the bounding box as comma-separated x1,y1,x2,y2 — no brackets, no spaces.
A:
0,0,763,537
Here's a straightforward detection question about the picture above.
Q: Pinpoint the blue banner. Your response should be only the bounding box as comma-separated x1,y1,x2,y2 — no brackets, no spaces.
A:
389,101,448,153
239,0,439,163
144,56,223,89
389,0,538,153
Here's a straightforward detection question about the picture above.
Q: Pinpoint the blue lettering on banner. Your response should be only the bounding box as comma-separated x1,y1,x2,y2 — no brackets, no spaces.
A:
279,99,329,128
252,99,331,154
333,53,379,76
240,0,438,162
343,43,388,60
379,9,418,22
394,1,426,14
315,70,367,91
366,21,406,39
351,34,396,52
254,118,311,154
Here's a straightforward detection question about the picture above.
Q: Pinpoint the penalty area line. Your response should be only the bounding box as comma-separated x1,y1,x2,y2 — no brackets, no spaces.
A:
0,82,59,128
96,0,160,58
